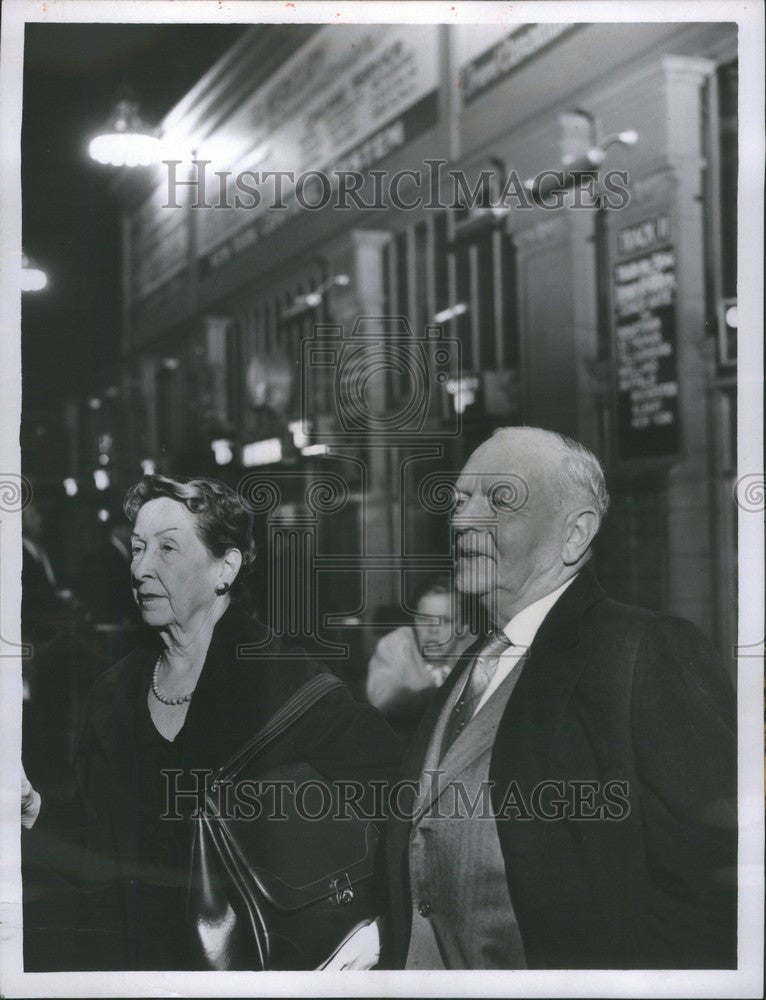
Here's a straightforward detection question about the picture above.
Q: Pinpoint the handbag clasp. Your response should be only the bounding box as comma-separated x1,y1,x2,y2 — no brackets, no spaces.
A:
329,873,354,906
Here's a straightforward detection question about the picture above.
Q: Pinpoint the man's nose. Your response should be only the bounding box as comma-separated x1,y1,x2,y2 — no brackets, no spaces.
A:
452,493,490,525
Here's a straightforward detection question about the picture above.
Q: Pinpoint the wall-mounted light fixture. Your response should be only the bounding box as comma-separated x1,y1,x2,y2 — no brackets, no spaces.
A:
88,98,162,167
524,110,638,197
283,274,350,320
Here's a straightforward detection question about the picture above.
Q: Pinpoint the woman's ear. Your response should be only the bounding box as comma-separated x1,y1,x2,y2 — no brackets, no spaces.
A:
221,547,243,585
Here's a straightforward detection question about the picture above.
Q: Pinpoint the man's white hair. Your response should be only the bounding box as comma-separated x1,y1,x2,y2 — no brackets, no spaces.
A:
492,426,610,523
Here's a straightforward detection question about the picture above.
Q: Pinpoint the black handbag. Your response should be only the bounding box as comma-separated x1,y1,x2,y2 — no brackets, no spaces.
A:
186,672,382,970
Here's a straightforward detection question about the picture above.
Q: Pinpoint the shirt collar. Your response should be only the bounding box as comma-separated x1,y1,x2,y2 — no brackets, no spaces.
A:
500,574,579,648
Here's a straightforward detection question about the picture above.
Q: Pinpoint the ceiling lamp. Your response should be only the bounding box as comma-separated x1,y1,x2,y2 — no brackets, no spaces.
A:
21,253,47,292
88,98,161,167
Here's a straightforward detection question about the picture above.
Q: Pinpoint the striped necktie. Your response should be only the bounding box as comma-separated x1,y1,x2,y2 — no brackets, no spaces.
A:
440,630,512,758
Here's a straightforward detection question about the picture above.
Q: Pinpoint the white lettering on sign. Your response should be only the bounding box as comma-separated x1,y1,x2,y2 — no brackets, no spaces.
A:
460,24,578,104
612,238,680,458
617,215,671,258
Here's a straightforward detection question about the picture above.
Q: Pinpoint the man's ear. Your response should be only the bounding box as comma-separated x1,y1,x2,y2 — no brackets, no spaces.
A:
562,509,600,566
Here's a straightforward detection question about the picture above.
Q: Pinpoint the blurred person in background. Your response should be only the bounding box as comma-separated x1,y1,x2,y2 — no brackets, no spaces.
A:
21,492,104,972
75,516,137,628
21,496,86,784
22,498,64,625
366,576,473,740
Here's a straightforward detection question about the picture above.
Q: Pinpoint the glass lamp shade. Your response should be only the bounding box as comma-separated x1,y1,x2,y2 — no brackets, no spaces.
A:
88,99,161,167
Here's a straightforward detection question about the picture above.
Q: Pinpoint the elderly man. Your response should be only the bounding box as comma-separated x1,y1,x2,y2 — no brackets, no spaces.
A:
384,427,736,970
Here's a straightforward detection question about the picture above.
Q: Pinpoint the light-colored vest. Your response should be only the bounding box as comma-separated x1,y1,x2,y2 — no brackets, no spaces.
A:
405,660,527,969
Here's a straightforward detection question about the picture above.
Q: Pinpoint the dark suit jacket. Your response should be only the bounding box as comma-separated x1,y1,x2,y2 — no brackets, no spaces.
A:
73,600,402,968
385,568,737,969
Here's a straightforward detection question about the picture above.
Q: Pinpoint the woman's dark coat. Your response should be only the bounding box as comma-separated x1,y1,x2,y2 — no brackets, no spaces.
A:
73,601,402,968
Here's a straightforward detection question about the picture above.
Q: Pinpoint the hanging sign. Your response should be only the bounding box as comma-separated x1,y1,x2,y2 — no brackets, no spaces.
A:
613,215,680,460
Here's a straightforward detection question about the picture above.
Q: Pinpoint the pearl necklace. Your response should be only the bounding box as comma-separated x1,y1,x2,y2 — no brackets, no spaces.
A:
151,656,195,706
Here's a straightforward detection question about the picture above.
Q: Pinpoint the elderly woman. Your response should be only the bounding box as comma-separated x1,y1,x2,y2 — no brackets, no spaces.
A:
73,474,401,970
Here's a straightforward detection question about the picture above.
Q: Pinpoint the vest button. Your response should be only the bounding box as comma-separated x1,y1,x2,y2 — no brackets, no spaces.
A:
417,901,431,917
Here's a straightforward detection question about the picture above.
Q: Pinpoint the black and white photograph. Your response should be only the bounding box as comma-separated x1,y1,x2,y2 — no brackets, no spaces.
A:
0,1,763,996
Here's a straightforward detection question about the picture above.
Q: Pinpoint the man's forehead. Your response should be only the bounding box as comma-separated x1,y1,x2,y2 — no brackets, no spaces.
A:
460,433,560,480
459,441,525,481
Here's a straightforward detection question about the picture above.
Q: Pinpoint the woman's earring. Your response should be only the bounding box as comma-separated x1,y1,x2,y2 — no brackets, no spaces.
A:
215,581,231,596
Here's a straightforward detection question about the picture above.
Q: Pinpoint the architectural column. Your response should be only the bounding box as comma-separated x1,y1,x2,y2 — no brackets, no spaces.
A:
509,205,602,453
587,53,716,626
325,229,395,614
659,56,717,627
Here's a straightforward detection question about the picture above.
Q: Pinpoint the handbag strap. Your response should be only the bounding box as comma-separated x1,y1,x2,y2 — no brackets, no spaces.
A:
212,671,346,785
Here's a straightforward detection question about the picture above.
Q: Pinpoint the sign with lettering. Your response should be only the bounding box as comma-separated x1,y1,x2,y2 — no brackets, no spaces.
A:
199,90,438,277
195,23,440,262
459,24,579,105
613,222,680,460
617,215,671,257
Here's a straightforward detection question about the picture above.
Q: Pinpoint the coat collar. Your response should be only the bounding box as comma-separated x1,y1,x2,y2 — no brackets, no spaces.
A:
525,564,605,657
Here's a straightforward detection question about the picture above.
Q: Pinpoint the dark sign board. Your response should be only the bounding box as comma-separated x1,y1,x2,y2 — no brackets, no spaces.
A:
613,218,680,460
461,24,579,105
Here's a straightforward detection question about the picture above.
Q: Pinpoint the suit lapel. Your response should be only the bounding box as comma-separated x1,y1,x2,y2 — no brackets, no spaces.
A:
388,635,483,846
401,635,485,779
413,650,529,824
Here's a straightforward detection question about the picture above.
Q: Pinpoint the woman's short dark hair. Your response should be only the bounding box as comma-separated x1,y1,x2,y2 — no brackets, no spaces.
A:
123,474,256,588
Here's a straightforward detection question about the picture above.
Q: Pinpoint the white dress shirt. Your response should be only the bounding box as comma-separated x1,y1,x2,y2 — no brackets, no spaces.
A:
471,574,578,716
